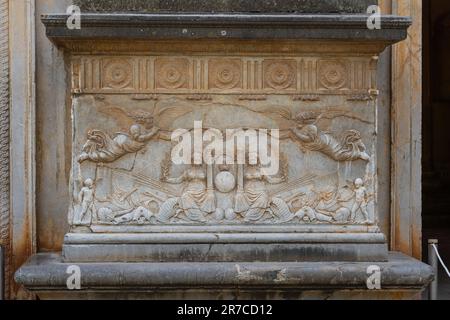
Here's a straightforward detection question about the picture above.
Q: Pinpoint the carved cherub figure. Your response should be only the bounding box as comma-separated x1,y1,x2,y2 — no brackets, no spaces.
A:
78,178,95,222
78,120,160,163
269,110,370,162
350,178,370,223
290,123,370,162
78,102,193,164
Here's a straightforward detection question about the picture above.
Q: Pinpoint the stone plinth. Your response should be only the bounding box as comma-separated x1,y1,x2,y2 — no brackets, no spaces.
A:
62,232,388,262
15,252,432,300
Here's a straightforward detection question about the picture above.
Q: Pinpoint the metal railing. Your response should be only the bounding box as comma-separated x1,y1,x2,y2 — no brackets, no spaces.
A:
428,239,450,300
428,239,439,300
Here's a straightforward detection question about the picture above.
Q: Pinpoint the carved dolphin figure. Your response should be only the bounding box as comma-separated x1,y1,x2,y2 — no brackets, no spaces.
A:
114,206,154,224
295,207,334,223
156,198,180,223
270,197,296,223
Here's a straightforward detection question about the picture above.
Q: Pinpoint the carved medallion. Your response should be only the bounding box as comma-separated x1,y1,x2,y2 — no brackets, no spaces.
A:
318,60,348,90
72,56,374,95
102,59,133,89
155,58,190,89
209,59,242,90
263,60,297,90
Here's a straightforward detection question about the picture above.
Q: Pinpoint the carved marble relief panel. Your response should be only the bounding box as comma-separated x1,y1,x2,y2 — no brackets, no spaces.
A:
69,54,378,230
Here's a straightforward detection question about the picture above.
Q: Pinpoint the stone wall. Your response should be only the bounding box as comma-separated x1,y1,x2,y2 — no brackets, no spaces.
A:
0,0,10,300
35,0,72,252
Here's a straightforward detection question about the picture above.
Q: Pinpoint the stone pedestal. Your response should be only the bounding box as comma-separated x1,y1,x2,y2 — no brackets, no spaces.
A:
16,252,432,300
15,12,433,299
62,232,388,262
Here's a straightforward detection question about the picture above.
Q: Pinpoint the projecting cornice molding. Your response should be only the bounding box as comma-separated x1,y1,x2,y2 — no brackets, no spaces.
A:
41,13,411,46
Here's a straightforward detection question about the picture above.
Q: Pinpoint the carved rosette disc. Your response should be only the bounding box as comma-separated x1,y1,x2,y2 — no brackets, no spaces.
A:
103,59,133,89
209,59,242,90
156,58,189,89
264,61,296,90
318,60,348,89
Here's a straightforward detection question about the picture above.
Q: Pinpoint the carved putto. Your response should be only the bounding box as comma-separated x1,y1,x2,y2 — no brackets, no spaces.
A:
291,125,370,162
78,125,159,163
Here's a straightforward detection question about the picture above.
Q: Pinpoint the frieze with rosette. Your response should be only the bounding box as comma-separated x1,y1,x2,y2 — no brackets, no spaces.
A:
71,56,373,95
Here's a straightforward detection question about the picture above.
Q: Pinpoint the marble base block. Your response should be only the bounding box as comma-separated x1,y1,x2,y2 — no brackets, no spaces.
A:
62,232,388,262
15,252,433,300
